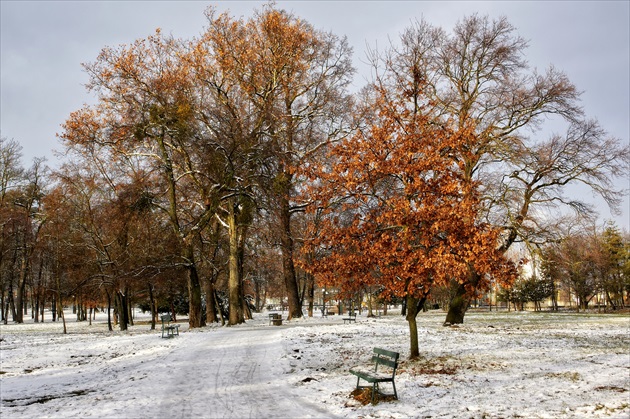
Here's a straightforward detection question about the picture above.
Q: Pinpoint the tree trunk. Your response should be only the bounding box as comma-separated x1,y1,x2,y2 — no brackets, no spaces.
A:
237,230,252,321
128,297,134,326
106,289,113,331
9,286,17,322
445,269,482,325
116,291,129,331
306,272,315,317
444,281,468,325
405,294,424,359
148,283,156,330
51,294,56,322
205,279,218,324
15,254,29,323
182,238,204,328
279,192,302,320
367,290,374,317
228,203,244,326
58,293,67,334
214,290,226,326
34,291,40,322
254,278,261,313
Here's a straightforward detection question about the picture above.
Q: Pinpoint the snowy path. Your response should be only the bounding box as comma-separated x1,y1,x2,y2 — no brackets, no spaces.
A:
152,325,334,419
1,319,337,419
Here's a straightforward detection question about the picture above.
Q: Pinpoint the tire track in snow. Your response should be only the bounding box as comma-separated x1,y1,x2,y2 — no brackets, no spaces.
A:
156,325,334,418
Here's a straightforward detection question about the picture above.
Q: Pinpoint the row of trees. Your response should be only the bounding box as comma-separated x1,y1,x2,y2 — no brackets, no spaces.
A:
3,5,628,357
539,224,629,311
498,224,629,312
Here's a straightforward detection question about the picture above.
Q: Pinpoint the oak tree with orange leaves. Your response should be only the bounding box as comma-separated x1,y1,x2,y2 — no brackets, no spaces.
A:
369,16,628,324
304,73,515,358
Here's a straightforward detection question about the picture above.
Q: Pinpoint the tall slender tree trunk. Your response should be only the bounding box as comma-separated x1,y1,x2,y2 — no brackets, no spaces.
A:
306,272,315,317
106,289,113,331
116,291,129,331
148,283,156,330
214,290,226,326
34,290,39,322
254,278,261,313
279,190,302,319
51,294,56,322
228,203,244,326
187,263,204,328
183,240,204,328
40,292,45,322
0,289,4,323
237,229,252,321
56,274,67,334
205,279,218,324
15,252,29,323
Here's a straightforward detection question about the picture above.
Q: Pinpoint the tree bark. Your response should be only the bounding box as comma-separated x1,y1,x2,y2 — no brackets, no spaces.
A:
205,279,218,324
279,189,302,320
444,282,468,325
306,272,315,317
148,283,156,330
187,262,204,328
405,293,424,359
58,293,67,334
445,269,482,325
228,202,244,325
106,289,113,331
182,237,204,328
116,291,129,331
15,250,29,323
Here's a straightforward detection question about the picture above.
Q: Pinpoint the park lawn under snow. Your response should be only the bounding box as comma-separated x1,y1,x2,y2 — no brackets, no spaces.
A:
1,309,628,419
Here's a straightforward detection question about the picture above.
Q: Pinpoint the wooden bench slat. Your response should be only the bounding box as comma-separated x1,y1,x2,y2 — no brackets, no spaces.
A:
374,347,399,359
370,356,397,369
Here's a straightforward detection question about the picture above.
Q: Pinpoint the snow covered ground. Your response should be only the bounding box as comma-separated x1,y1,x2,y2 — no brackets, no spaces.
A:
1,308,628,418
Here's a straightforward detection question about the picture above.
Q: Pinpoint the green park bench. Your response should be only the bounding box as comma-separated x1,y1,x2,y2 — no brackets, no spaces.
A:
269,313,283,326
160,314,180,338
343,311,357,324
349,347,399,404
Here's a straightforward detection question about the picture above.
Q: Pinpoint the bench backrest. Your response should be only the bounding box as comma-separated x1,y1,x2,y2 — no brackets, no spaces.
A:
371,347,399,375
161,314,172,323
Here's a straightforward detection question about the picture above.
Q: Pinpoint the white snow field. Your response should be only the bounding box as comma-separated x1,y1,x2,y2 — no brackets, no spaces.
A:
1,309,628,418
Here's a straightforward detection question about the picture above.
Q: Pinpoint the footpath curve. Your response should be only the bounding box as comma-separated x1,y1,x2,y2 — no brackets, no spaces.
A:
153,324,335,419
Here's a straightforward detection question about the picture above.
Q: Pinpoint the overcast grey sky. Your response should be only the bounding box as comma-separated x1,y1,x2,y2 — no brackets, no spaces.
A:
1,0,629,229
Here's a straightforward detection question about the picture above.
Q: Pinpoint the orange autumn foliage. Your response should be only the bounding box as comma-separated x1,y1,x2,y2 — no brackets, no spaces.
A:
302,85,516,301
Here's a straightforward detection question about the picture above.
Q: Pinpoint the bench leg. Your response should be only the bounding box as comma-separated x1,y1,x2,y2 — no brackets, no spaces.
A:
392,380,397,400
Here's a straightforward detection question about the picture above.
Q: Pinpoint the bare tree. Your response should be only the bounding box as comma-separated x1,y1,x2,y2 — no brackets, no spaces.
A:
376,15,628,323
